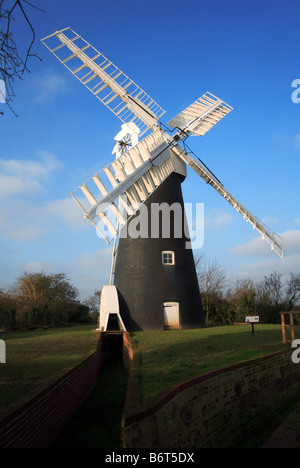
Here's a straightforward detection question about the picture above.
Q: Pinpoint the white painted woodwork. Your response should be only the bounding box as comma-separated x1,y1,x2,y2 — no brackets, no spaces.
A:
98,285,126,331
41,28,165,137
163,302,180,330
42,28,284,258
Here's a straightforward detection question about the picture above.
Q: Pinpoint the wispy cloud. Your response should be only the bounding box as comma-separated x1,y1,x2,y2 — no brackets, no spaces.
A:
21,249,112,301
231,236,272,258
230,230,300,280
232,230,300,258
0,151,87,241
271,133,300,153
24,261,60,273
32,69,71,104
0,151,62,200
261,215,278,226
0,196,88,241
204,210,235,232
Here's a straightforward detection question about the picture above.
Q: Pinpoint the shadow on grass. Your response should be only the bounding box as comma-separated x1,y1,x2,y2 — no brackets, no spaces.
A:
53,362,128,448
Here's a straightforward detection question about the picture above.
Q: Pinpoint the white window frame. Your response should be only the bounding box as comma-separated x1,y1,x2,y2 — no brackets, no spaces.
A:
162,250,175,265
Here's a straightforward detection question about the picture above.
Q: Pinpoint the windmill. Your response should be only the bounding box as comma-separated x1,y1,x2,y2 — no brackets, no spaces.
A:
41,28,284,331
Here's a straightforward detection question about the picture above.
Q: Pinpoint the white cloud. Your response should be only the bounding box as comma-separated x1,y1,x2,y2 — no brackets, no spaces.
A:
0,196,88,241
78,247,113,272
44,198,88,230
282,231,300,254
0,151,60,178
0,151,88,241
232,230,300,258
0,151,62,200
21,249,112,301
230,230,300,279
232,236,274,257
234,253,300,280
24,261,60,273
204,211,235,232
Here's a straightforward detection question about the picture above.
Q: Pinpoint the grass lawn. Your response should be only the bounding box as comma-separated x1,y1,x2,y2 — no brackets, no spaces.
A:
132,324,293,403
0,323,297,448
0,325,98,407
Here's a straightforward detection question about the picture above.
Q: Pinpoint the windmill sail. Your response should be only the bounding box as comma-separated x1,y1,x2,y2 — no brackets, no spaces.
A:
41,28,165,137
42,28,283,259
172,145,284,258
167,92,233,136
71,129,186,243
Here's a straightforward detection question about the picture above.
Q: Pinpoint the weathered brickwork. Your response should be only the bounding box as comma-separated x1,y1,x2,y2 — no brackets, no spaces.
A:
121,346,300,448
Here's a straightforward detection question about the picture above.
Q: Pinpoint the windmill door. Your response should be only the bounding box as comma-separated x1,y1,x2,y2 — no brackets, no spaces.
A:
163,302,180,330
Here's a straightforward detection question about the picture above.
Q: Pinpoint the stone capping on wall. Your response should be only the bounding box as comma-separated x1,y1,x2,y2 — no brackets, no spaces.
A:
0,333,103,448
121,336,300,448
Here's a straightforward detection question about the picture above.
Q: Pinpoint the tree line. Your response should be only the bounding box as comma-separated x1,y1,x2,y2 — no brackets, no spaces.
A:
0,272,100,331
1,259,299,331
196,254,300,325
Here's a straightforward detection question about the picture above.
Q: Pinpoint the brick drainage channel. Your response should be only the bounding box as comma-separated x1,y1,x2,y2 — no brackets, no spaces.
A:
52,334,128,449
52,333,300,449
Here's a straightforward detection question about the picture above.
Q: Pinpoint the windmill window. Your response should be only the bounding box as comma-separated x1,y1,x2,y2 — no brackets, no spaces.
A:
162,251,175,265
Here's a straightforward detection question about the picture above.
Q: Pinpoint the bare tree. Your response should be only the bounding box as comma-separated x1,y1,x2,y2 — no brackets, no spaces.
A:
195,253,227,323
285,273,300,310
263,272,283,307
196,253,227,296
0,0,45,115
85,289,101,314
84,289,101,324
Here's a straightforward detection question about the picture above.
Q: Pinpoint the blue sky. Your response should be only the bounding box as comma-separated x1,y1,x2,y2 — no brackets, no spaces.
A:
1,0,300,299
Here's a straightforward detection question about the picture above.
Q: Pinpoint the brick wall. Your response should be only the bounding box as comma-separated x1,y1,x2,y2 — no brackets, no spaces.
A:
122,332,134,373
121,346,300,448
122,333,140,420
3,332,299,448
0,337,103,448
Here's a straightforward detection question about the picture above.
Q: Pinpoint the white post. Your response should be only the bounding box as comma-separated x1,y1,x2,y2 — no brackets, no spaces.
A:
0,340,6,364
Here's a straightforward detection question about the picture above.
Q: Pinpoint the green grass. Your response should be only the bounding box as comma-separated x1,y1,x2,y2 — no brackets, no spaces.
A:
0,325,98,407
132,324,292,403
0,324,296,447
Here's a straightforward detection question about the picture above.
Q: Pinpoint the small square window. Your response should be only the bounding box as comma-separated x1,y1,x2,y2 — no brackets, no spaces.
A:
162,251,175,265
